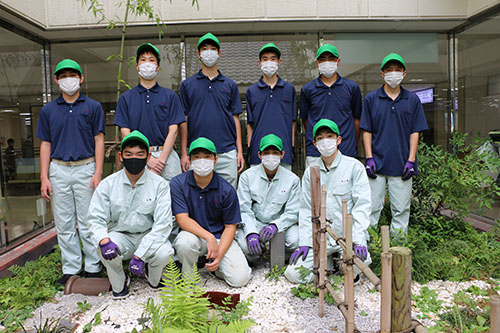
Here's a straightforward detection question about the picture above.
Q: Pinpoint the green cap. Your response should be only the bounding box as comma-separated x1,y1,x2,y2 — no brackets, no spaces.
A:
54,59,82,76
136,43,161,63
381,53,406,70
259,43,281,59
121,130,150,152
316,44,339,59
259,134,283,152
197,33,220,50
313,119,340,138
188,137,217,155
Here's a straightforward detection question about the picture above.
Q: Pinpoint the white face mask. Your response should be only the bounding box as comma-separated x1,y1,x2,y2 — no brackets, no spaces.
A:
191,158,214,177
261,154,280,171
316,138,338,157
318,61,338,78
138,62,158,80
384,71,404,88
200,50,219,67
261,61,279,78
58,77,80,96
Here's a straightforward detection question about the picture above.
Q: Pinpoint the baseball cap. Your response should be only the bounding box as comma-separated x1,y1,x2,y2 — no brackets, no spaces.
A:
381,53,406,70
121,130,150,152
197,33,220,50
54,59,82,76
313,119,340,138
316,44,339,59
136,43,161,63
259,134,283,152
259,43,281,59
188,137,217,155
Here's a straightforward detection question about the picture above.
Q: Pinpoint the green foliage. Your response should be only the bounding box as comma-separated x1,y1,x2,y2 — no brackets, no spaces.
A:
82,311,102,333
413,287,444,320
265,265,286,283
0,247,62,332
21,312,72,333
290,274,343,306
77,300,91,312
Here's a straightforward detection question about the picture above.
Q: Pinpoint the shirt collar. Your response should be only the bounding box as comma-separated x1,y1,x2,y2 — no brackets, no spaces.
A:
318,151,343,172
119,168,148,186
257,76,285,89
56,93,86,105
258,164,281,181
376,85,409,100
186,170,219,190
196,69,225,81
136,82,160,93
314,74,344,88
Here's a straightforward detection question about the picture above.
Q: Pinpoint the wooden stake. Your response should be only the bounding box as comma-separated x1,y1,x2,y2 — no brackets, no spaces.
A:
380,252,392,333
342,199,347,241
310,166,321,287
318,185,327,318
381,225,390,253
491,294,500,333
390,247,412,332
344,214,355,333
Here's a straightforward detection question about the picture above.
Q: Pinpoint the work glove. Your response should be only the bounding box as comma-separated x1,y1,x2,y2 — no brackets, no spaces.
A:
247,233,262,255
365,157,377,179
353,243,368,261
99,240,120,260
129,256,145,277
402,160,415,180
260,224,278,242
289,246,310,265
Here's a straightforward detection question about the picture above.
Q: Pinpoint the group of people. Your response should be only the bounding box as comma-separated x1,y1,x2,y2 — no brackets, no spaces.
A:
36,32,427,299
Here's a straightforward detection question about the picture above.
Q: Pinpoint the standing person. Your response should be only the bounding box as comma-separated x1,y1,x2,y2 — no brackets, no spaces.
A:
114,43,185,181
171,137,251,287
87,131,174,299
300,44,362,167
36,59,105,285
236,134,300,263
360,53,428,237
4,138,16,181
246,43,296,170
284,119,371,284
179,33,244,187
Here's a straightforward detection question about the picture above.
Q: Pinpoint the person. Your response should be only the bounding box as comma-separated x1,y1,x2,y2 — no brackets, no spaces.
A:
114,43,185,182
4,138,16,181
245,43,296,170
87,131,174,299
360,53,428,237
300,44,362,167
171,137,251,287
284,119,371,284
179,33,244,187
236,134,300,263
36,59,105,285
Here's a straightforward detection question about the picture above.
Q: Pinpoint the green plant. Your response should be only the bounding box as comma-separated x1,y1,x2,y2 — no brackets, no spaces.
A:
82,311,101,333
265,265,286,283
77,300,91,312
20,312,72,333
413,287,444,320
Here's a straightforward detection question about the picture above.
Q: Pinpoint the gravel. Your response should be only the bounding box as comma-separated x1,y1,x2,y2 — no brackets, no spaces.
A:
21,262,492,332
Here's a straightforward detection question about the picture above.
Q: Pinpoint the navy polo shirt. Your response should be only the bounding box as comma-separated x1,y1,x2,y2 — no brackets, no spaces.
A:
180,70,242,153
114,83,185,146
170,170,241,239
246,76,297,165
360,86,428,177
36,94,105,161
300,75,362,158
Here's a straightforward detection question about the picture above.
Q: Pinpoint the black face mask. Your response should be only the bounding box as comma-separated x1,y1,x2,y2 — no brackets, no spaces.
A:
122,158,147,175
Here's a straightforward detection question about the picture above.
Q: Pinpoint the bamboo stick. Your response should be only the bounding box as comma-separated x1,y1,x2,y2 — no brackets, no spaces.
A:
491,294,500,333
344,214,355,333
318,185,327,318
310,166,321,286
381,225,390,253
342,199,347,240
380,252,392,332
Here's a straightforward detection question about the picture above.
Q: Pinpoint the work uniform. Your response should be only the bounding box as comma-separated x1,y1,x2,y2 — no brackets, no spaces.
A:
284,152,371,284
236,164,300,262
360,86,428,235
246,77,296,168
300,75,362,165
171,170,251,287
36,94,105,275
114,83,185,181
180,70,242,187
87,169,173,292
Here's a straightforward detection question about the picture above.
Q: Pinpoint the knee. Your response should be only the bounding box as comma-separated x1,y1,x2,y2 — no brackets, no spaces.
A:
226,267,251,288
149,243,174,265
174,232,199,255
285,228,299,250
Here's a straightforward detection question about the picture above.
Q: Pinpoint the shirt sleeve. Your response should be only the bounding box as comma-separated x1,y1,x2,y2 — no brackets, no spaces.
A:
222,186,241,225
298,167,313,247
236,171,258,237
179,81,190,116
170,176,189,216
351,83,362,119
411,98,429,133
291,85,297,121
135,181,173,260
92,102,106,136
245,89,254,124
350,161,371,247
359,95,373,132
114,93,130,128
36,106,51,142
168,92,186,126
272,175,300,232
299,86,310,120
229,81,243,116
86,180,112,247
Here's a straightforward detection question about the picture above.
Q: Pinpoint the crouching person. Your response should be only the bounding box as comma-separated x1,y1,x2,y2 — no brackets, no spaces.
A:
284,119,371,284
87,131,174,299
236,134,300,262
171,137,251,287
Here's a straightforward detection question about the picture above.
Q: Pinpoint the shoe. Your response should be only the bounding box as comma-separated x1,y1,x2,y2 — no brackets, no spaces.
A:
148,281,166,290
354,274,361,286
112,276,130,300
58,274,75,286
84,271,103,278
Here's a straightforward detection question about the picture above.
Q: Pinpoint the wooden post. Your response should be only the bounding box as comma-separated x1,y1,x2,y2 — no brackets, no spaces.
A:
381,225,390,253
342,199,347,241
310,166,321,286
318,185,327,318
344,213,355,333
491,294,500,333
389,247,412,332
380,252,392,333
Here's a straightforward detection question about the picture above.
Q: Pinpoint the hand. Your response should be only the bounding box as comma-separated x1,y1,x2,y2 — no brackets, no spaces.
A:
247,233,262,255
147,157,165,175
99,239,121,260
260,224,278,242
129,256,145,277
289,246,310,265
365,157,377,179
237,151,245,173
402,160,415,180
205,257,220,271
180,153,190,172
206,235,219,260
353,243,368,261
90,173,102,190
40,177,52,202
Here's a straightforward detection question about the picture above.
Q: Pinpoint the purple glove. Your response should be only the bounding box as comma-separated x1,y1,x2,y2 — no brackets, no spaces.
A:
260,224,278,242
402,160,415,180
247,233,262,255
99,239,120,260
365,157,377,179
289,246,310,265
353,244,368,261
129,256,145,277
